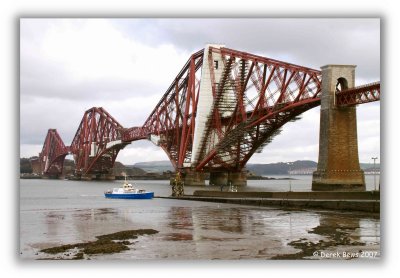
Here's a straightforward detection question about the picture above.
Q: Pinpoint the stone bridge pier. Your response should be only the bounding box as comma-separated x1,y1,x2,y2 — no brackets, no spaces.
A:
78,173,116,181
312,65,365,191
209,171,247,187
181,169,247,187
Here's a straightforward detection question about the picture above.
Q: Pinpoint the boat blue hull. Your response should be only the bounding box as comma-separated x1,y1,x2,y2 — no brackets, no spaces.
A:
104,192,154,199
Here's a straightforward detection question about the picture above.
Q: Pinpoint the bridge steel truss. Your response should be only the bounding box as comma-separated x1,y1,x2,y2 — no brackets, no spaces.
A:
33,46,381,177
122,47,324,172
70,107,127,176
193,47,323,172
122,49,205,170
336,82,380,107
34,129,69,177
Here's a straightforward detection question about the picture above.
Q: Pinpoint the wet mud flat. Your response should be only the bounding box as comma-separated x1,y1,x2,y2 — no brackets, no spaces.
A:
271,221,378,259
21,201,380,260
39,229,158,260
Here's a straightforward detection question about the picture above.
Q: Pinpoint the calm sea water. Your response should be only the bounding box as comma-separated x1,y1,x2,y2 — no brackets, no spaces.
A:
249,174,380,192
19,176,380,260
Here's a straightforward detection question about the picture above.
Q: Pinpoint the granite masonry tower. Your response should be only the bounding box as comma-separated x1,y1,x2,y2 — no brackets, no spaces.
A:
312,65,366,191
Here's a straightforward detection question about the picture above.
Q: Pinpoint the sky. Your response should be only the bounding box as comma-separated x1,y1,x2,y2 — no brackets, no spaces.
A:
19,18,380,165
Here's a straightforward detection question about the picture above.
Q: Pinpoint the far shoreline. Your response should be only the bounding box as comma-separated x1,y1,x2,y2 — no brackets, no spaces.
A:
19,174,298,181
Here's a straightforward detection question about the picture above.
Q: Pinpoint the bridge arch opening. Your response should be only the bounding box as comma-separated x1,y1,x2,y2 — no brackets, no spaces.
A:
336,77,349,92
62,154,75,177
248,106,320,165
114,140,173,174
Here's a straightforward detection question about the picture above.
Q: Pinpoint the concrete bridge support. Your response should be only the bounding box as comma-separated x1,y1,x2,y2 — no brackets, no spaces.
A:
228,171,247,187
98,173,116,180
209,172,228,186
209,171,247,187
30,158,41,175
312,65,365,191
182,169,206,186
79,173,116,181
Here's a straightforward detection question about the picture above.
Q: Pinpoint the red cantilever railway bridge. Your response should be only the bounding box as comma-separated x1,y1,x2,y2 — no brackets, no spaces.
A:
31,45,380,182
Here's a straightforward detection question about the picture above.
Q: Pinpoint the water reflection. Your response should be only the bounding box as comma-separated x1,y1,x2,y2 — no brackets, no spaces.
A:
358,219,380,244
45,212,65,237
165,207,326,243
21,179,381,259
316,213,361,241
165,207,194,241
35,205,381,259
70,208,138,241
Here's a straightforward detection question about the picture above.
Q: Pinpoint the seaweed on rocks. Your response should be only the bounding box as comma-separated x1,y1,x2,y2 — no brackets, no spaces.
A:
271,224,365,260
39,229,159,260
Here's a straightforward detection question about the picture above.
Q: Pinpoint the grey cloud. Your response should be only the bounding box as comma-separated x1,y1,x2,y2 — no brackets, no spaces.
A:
20,97,87,145
20,18,380,164
21,74,161,101
20,95,156,146
20,46,163,101
115,18,379,80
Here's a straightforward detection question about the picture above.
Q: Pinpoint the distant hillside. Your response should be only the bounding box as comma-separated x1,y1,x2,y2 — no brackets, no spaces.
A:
131,159,380,175
247,160,380,176
131,160,318,175
20,157,147,176
113,161,147,176
247,160,317,175
133,161,174,173
360,163,381,170
20,158,33,173
21,157,380,176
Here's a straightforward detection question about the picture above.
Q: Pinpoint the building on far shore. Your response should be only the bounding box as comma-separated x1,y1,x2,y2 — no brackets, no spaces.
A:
289,168,317,175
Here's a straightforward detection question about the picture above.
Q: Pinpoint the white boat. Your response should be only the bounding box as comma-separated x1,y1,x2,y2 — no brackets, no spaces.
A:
104,177,154,199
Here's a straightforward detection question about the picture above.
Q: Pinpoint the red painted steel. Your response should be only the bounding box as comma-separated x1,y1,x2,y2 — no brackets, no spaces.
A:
70,107,126,176
336,82,380,106
120,47,323,172
35,47,381,176
193,47,322,171
122,49,205,170
35,129,69,177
